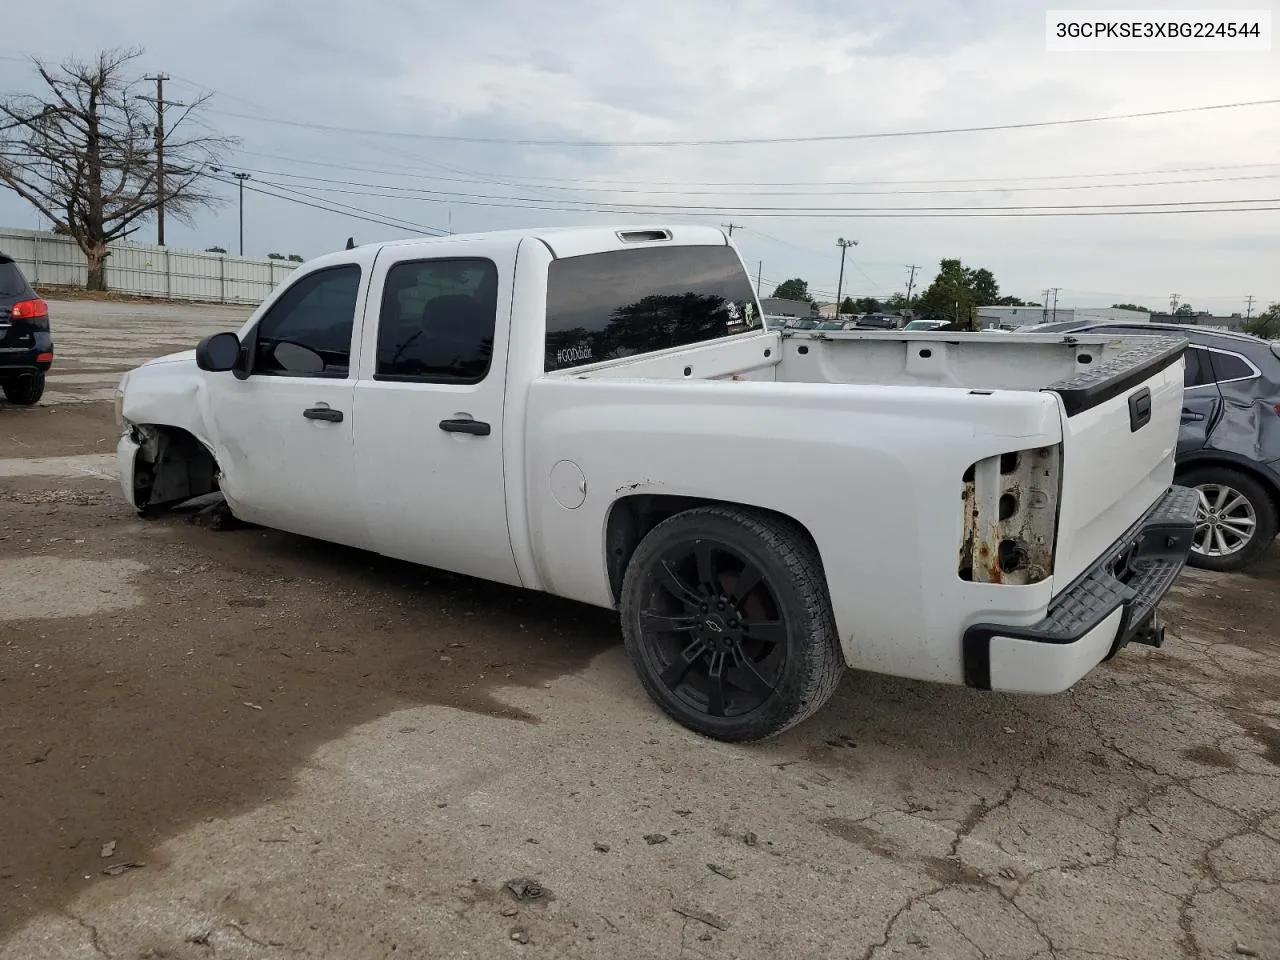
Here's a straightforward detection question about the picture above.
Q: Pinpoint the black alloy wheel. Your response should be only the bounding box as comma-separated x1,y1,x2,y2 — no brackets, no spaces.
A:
620,507,843,741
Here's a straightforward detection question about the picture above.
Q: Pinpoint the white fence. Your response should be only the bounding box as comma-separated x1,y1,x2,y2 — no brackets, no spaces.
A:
0,227,299,305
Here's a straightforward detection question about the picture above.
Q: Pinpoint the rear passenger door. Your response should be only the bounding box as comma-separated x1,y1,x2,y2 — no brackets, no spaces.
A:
1179,346,1224,455
351,242,521,586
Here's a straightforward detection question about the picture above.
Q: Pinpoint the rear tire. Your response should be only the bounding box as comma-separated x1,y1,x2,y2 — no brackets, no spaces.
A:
2,372,45,406
619,506,844,742
1180,466,1277,572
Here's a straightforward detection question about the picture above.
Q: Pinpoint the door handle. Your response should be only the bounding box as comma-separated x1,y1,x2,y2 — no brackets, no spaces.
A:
439,418,490,436
303,407,344,422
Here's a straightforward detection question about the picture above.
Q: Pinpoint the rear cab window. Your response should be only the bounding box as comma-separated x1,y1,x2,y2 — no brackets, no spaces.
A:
544,245,761,372
0,258,33,299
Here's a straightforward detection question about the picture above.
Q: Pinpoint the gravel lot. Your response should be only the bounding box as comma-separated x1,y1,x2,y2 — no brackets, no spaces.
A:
1,298,1278,960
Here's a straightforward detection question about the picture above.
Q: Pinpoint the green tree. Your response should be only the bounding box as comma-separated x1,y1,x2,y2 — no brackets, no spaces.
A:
1243,303,1280,340
851,296,882,313
267,252,285,260
916,259,977,327
915,259,1022,329
287,253,304,262
205,246,227,254
967,268,999,305
1174,303,1196,317
771,278,812,302
883,292,908,311
840,296,856,314
1111,303,1150,312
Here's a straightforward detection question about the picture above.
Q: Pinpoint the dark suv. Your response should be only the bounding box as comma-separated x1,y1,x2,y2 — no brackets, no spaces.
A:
0,255,53,405
1026,320,1280,572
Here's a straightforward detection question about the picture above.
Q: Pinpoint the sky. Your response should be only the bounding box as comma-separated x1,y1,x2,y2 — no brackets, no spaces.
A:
0,0,1277,313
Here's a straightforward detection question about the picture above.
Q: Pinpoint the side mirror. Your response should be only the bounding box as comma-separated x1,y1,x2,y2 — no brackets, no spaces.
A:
195,331,242,372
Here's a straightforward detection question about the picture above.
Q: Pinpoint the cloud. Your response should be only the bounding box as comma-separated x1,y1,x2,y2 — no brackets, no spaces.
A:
0,0,1275,310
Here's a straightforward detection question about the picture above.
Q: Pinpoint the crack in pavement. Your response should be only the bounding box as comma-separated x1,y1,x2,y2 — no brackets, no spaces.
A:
224,921,297,953
64,911,111,959
858,884,946,960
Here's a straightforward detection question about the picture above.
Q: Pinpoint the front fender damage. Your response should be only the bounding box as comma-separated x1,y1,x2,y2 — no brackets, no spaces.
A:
127,423,221,513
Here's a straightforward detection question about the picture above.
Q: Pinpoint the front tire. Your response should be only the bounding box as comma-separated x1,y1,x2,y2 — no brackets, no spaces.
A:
1180,467,1277,572
619,506,844,742
2,372,45,406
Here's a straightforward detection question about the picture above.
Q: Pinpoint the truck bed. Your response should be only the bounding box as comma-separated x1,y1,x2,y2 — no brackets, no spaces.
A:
565,327,1186,398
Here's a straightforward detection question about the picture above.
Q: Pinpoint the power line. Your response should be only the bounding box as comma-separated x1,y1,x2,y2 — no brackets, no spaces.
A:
214,147,1280,190
427,160,1280,189
205,98,1280,148
224,163,1280,199
210,176,449,237
239,177,1280,215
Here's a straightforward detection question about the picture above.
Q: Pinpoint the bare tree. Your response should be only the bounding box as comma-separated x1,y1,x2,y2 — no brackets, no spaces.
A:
0,48,236,290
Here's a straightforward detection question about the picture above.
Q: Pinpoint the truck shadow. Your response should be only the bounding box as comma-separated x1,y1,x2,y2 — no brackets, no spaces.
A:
3,493,1277,943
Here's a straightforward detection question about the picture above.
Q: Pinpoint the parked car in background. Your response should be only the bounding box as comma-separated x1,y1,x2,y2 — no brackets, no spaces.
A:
855,314,899,330
1021,320,1280,572
0,254,53,405
903,318,947,332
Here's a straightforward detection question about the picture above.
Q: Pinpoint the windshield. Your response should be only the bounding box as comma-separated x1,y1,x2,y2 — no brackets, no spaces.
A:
903,319,938,330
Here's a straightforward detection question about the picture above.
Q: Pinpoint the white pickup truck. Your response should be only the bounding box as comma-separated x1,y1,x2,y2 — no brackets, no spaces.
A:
115,225,1197,741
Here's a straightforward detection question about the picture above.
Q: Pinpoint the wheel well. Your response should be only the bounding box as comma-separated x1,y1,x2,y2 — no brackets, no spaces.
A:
131,424,220,510
604,494,821,603
1175,458,1280,517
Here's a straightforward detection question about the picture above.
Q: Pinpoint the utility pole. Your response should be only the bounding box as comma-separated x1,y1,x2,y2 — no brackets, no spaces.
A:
139,74,183,246
232,173,250,256
904,264,919,306
1245,295,1255,319
1041,289,1051,323
835,238,857,316
721,222,744,237
756,260,763,297
1050,287,1061,322
1170,293,1181,319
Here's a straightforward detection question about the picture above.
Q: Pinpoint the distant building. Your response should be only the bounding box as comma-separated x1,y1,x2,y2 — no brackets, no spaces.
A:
1151,312,1247,332
759,297,815,318
976,306,1150,329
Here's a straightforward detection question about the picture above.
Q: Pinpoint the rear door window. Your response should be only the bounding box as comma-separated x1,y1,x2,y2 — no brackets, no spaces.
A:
544,245,760,371
1184,347,1215,388
1206,350,1255,384
375,258,497,383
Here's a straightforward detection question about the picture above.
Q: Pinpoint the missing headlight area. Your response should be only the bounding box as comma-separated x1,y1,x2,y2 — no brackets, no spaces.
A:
959,445,1061,584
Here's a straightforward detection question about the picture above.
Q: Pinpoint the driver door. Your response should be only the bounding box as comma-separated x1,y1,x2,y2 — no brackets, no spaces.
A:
205,256,375,548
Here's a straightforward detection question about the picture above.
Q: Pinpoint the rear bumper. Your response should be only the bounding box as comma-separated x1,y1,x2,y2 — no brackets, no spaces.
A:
962,484,1198,694
0,339,54,375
